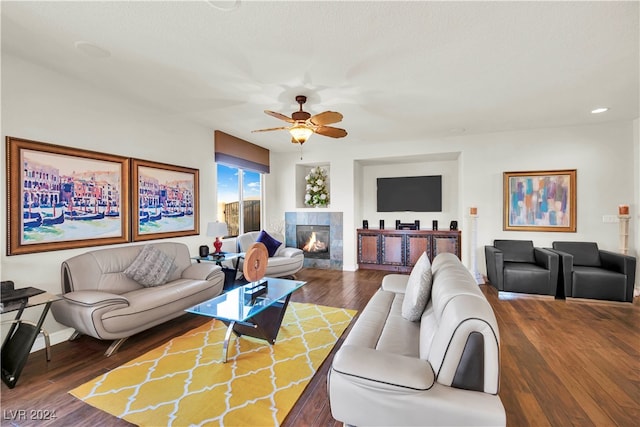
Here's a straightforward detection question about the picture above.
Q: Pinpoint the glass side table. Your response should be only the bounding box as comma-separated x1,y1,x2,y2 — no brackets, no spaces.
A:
192,252,245,289
1,291,61,388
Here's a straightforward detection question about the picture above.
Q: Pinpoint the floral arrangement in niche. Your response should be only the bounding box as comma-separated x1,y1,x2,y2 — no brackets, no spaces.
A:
305,167,329,207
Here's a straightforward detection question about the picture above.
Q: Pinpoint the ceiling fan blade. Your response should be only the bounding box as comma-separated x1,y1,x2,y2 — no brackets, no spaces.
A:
315,126,348,138
252,126,289,133
309,111,343,126
264,110,294,123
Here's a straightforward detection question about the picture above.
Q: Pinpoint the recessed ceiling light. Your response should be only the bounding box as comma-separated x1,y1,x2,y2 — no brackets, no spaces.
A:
448,128,466,134
591,107,609,114
206,0,241,11
74,41,111,59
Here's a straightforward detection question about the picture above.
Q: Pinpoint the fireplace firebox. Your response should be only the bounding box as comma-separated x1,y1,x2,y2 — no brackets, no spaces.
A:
296,225,330,260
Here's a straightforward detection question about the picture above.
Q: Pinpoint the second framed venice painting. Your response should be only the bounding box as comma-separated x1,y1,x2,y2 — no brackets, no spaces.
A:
132,159,199,241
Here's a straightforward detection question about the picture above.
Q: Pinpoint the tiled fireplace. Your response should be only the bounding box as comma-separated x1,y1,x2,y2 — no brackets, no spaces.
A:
285,211,343,270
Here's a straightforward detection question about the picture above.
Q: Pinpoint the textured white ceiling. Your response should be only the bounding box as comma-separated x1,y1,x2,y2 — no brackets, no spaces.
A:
2,1,638,153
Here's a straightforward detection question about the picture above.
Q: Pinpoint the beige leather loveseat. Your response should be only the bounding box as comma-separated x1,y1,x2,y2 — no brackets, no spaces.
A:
51,242,224,356
328,252,505,426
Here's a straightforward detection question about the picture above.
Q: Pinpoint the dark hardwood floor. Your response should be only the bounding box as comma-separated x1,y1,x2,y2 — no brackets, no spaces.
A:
1,268,639,426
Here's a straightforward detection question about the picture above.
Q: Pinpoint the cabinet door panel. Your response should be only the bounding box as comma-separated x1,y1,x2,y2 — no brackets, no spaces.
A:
381,234,404,265
406,235,430,265
432,235,460,259
358,234,380,264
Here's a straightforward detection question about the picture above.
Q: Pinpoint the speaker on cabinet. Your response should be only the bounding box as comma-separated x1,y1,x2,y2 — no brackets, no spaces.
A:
415,220,420,230
432,220,438,231
450,220,458,230
363,220,369,229
379,220,384,229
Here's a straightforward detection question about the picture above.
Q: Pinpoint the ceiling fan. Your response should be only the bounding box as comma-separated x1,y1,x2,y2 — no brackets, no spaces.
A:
252,95,347,145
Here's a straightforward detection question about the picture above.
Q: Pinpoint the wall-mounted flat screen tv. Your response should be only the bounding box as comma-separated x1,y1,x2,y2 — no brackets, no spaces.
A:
377,175,442,212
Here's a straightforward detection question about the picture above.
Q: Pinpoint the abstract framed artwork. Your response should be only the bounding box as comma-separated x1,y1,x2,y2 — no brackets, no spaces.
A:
504,169,576,232
6,136,131,255
132,159,199,241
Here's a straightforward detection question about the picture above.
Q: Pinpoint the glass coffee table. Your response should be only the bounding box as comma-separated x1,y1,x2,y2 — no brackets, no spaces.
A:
186,277,306,362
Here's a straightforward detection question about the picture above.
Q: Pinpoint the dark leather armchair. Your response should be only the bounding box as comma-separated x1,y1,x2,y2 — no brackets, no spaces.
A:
551,241,636,302
485,240,559,296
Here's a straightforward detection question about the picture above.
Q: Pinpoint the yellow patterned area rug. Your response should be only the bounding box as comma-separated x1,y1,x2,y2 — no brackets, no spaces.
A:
70,302,355,427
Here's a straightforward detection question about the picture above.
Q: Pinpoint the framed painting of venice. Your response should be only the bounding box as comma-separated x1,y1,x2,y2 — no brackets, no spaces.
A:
132,159,199,242
504,169,576,232
6,136,131,255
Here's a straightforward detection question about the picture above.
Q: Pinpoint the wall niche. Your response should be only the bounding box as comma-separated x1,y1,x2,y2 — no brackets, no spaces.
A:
295,163,331,209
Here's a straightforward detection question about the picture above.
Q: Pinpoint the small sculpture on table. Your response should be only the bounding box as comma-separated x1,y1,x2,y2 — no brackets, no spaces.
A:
243,242,269,302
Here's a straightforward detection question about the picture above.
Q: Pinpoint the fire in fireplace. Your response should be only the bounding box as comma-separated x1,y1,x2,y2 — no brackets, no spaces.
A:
303,232,328,252
296,225,330,259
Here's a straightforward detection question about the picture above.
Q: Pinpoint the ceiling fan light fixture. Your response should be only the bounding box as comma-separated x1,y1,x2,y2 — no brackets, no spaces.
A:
289,125,313,144
253,95,346,146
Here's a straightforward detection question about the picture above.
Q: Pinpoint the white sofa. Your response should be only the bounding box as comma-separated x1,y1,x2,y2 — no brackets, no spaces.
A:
51,242,225,356
328,252,505,426
236,231,304,278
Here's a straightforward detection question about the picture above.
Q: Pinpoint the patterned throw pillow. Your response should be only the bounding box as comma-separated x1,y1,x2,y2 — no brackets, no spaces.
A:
124,245,177,287
401,251,433,321
256,230,282,257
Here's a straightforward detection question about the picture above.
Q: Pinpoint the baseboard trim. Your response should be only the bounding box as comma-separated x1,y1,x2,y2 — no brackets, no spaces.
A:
497,291,556,301
32,327,75,353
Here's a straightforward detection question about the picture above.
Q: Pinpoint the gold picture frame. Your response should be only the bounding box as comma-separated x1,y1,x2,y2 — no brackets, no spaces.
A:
6,136,131,255
132,158,199,242
504,169,576,232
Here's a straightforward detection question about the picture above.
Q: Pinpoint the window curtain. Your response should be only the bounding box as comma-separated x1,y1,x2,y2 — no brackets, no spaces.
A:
214,130,270,173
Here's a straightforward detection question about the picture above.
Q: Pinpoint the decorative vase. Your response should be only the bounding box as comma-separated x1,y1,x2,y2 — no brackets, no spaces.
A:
213,237,223,253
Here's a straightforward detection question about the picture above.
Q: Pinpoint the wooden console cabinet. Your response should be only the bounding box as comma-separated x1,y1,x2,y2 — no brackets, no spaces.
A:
357,228,461,273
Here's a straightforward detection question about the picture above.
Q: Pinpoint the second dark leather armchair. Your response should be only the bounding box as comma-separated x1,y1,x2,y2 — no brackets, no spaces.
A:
485,240,559,296
551,241,635,302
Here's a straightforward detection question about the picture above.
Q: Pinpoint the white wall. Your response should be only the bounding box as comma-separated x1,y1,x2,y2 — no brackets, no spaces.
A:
1,55,218,343
268,121,636,278
460,123,636,270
